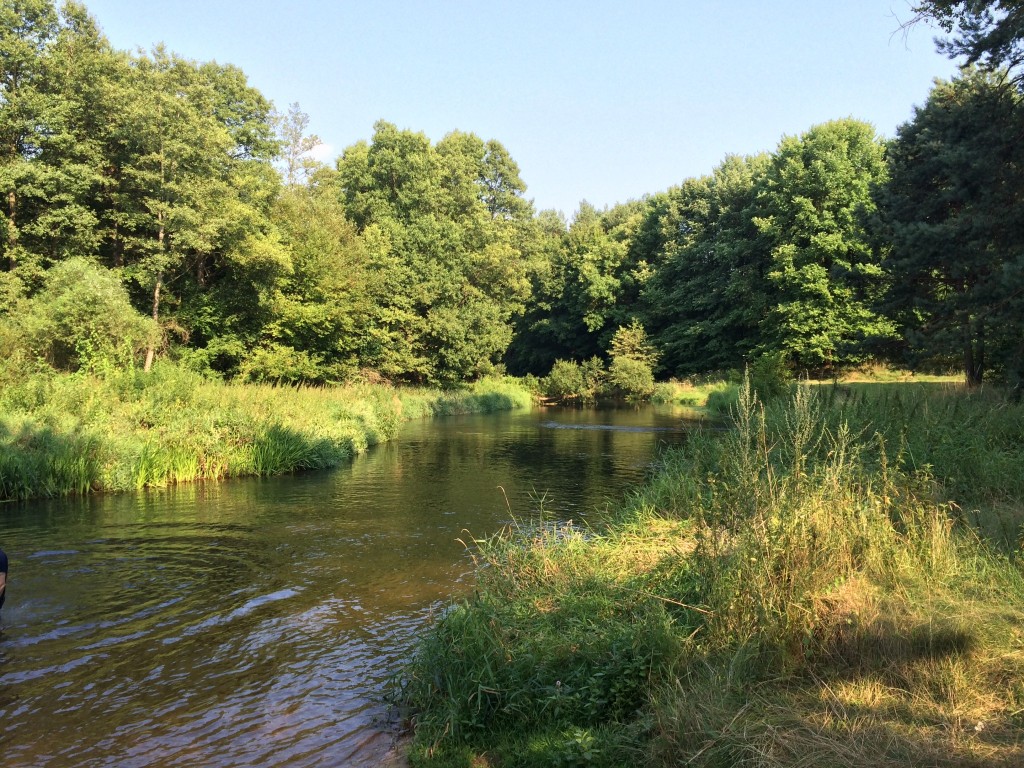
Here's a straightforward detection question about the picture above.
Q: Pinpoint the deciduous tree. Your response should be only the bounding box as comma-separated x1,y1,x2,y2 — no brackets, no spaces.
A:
755,119,893,371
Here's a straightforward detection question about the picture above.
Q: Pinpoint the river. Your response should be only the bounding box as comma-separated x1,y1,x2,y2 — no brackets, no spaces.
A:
0,405,694,767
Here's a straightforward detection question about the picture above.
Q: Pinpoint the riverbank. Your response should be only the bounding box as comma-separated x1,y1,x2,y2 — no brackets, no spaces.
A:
0,364,531,501
400,381,1024,767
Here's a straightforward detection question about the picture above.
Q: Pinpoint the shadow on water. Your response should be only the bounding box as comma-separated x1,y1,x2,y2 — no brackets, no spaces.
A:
0,405,691,767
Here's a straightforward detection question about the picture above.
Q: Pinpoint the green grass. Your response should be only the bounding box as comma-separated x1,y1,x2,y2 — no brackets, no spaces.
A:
654,366,965,417
651,378,736,408
400,380,1024,767
0,365,531,501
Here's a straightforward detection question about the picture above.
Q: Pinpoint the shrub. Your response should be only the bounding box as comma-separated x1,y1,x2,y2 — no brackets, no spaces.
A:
606,356,655,400
0,258,158,373
545,359,584,400
608,319,659,368
238,343,327,384
748,351,793,401
544,357,605,402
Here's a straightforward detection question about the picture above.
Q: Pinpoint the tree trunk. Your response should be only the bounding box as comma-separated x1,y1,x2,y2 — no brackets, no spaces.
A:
113,220,123,268
144,216,165,372
6,189,16,271
143,271,162,372
964,318,984,387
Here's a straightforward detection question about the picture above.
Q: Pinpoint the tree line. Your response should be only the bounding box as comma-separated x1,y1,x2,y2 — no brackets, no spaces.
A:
1,0,1022,389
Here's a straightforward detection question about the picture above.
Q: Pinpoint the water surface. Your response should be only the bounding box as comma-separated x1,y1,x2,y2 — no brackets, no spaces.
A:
0,405,692,767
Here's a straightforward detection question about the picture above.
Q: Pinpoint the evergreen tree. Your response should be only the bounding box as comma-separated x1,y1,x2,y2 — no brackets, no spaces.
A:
883,69,1024,385
913,1,1024,80
642,154,770,375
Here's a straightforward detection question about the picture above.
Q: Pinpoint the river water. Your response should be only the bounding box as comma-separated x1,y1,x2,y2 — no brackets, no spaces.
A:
0,405,693,767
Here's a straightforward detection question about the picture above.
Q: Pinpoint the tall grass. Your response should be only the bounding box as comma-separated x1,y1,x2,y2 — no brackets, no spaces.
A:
401,381,1024,767
0,419,99,498
0,365,531,501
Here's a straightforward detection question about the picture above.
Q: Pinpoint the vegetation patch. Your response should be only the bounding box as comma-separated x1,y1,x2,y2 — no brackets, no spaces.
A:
400,382,1024,767
0,366,531,502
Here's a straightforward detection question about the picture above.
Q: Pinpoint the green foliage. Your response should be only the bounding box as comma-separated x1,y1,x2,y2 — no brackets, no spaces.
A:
650,379,734,408
816,382,1024,522
544,360,586,401
606,356,655,401
237,343,326,384
642,154,771,376
0,257,157,372
642,122,893,378
0,417,98,499
913,1,1024,82
508,197,666,376
608,319,659,368
883,68,1024,386
331,121,534,385
543,358,605,403
215,181,376,384
405,381,1024,766
402,520,680,767
274,102,322,185
3,0,1023,404
605,320,658,400
703,384,740,415
0,364,532,500
747,351,793,402
755,119,894,371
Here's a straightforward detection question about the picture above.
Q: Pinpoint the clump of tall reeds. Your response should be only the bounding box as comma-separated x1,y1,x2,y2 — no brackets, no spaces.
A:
400,517,687,767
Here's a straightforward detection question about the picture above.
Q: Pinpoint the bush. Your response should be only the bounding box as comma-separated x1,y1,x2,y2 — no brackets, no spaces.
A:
238,343,327,384
608,319,659,368
0,257,158,373
545,360,584,400
748,351,793,401
544,357,605,402
606,356,655,400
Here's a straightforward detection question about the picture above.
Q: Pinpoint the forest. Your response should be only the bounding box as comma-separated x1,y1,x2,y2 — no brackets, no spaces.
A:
2,0,1023,395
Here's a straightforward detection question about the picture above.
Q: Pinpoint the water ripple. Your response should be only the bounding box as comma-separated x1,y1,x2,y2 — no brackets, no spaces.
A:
0,406,683,767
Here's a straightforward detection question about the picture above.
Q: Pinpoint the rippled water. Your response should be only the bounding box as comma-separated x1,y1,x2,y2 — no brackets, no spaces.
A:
0,406,693,767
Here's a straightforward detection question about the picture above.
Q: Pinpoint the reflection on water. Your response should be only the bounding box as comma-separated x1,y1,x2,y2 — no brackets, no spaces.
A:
0,405,693,767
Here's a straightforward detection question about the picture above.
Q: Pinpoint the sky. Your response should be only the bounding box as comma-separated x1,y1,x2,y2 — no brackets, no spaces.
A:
82,0,963,218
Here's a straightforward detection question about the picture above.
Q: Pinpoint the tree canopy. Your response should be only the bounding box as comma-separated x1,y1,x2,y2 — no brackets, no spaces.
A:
913,1,1024,79
1,1,1020,389
883,68,1024,385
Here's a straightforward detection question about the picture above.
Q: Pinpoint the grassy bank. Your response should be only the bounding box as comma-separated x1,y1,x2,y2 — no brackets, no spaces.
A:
0,364,532,501
400,381,1024,767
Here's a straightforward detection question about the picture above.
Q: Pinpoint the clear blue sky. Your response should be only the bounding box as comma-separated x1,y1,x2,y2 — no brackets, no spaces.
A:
83,0,961,217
